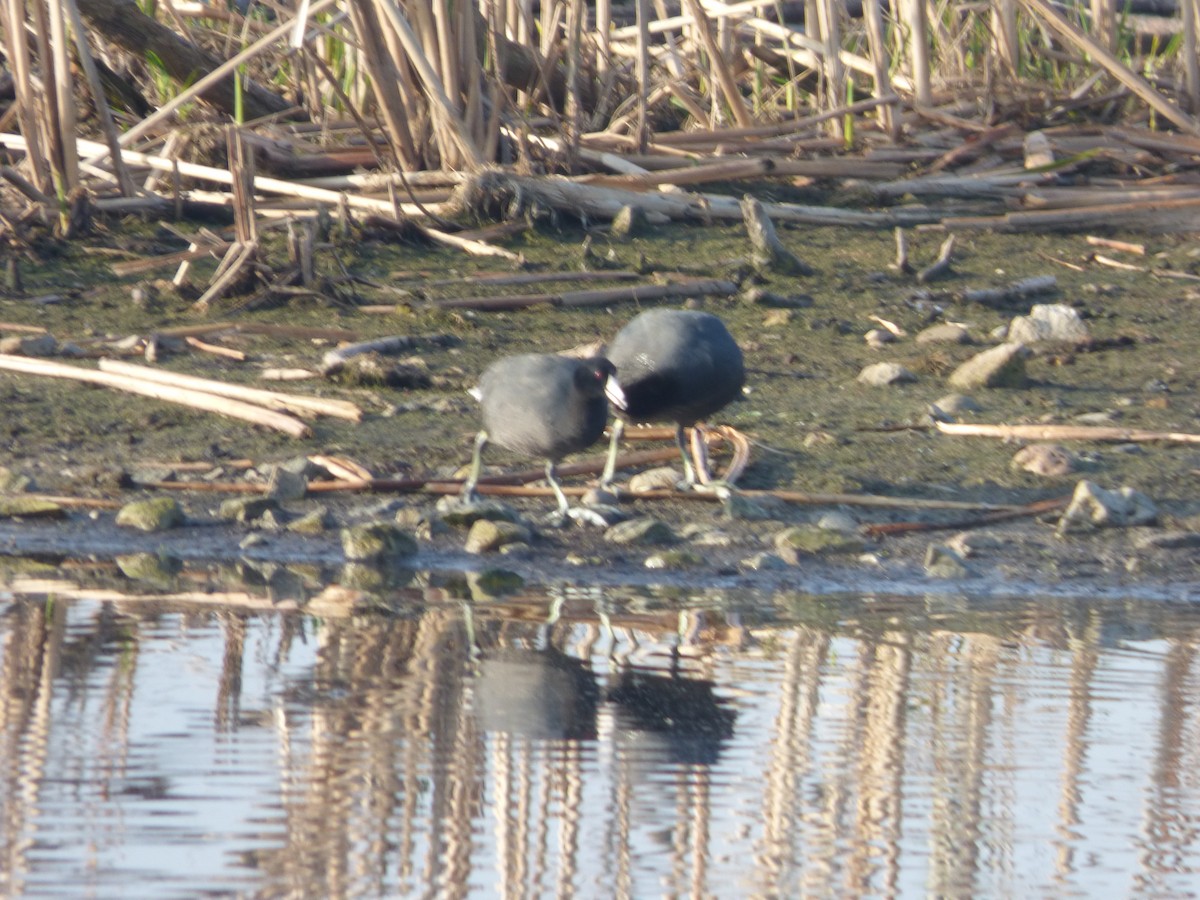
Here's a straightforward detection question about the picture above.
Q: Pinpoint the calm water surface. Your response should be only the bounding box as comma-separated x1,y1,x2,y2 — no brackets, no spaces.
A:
2,564,1199,898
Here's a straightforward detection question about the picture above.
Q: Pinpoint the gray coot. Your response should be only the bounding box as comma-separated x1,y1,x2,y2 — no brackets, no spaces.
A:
462,353,620,518
601,308,744,488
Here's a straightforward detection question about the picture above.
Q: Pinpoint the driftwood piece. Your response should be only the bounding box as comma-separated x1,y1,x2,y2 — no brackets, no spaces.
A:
741,195,814,275
936,420,1200,445
97,359,362,420
961,275,1058,305
0,354,311,437
915,235,955,283
320,333,457,374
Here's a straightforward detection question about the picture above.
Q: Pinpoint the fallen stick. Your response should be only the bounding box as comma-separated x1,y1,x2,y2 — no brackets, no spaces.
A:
184,335,248,361
98,359,362,421
431,278,739,311
863,495,1070,537
1085,235,1145,255
0,354,311,437
936,420,1200,445
320,333,458,374
916,235,956,283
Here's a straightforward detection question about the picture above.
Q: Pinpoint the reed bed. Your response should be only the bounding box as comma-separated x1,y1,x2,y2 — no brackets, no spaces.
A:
0,0,1197,259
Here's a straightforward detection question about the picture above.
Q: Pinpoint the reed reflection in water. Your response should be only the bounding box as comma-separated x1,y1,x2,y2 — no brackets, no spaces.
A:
2,576,1200,898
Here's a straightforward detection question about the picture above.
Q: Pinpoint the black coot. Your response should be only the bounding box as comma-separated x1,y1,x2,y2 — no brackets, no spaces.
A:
601,309,744,488
462,353,620,517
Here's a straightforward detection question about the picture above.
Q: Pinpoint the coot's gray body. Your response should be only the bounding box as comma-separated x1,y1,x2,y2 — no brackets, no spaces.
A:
602,309,744,487
463,353,618,516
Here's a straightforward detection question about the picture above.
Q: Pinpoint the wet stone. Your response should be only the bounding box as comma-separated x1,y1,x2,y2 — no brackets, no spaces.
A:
0,496,65,519
436,497,520,528
219,496,280,524
739,551,789,572
605,517,676,546
722,491,786,521
288,507,332,535
465,519,532,554
924,543,975,579
773,525,867,562
116,497,184,532
947,342,1028,389
856,362,917,386
644,548,703,569
340,523,419,562
265,466,307,502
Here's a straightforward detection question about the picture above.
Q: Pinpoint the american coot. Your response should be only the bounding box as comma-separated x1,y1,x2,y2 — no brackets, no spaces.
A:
462,353,621,518
601,308,745,488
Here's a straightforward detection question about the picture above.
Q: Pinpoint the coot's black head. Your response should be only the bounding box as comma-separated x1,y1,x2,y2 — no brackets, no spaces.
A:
575,356,618,399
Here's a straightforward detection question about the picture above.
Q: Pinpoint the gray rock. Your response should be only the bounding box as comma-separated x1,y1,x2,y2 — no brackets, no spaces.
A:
723,491,787,521
931,393,982,416
628,467,683,492
605,517,676,545
739,551,789,572
340,523,418,562
0,333,57,356
218,496,280,523
856,362,917,386
0,496,65,519
436,497,520,528
924,543,975,578
610,204,650,239
644,549,703,569
465,519,532,554
865,328,896,349
916,323,972,344
1057,480,1158,534
265,466,308,501
773,525,866,562
0,467,35,493
815,510,859,533
288,507,332,534
947,342,1028,389
1012,443,1077,477
115,497,184,532
1007,304,1089,343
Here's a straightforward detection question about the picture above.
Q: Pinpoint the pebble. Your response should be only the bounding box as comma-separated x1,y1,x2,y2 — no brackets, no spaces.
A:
857,362,917,386
436,497,519,528
931,393,981,416
0,496,64,519
739,551,789,572
288,507,331,535
947,342,1028,389
265,466,308,502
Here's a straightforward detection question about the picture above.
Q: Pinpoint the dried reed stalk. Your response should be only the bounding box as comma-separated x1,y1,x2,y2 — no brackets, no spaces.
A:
0,354,312,437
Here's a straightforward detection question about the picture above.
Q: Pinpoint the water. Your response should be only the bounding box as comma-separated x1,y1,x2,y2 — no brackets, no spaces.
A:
2,565,1200,898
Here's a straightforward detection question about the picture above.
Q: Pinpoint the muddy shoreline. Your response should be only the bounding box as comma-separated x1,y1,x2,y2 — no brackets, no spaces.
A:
1,219,1199,603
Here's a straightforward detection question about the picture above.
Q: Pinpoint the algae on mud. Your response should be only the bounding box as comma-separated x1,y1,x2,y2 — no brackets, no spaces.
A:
1,217,1199,540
